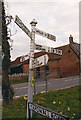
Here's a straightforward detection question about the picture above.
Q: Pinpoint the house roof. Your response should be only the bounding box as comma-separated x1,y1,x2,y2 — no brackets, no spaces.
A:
10,36,80,67
69,42,80,58
10,56,29,67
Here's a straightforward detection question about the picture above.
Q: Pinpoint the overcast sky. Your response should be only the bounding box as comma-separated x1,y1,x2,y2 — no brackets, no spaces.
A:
5,0,80,61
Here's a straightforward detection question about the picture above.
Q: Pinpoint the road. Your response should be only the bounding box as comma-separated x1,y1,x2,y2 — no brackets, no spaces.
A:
12,75,80,97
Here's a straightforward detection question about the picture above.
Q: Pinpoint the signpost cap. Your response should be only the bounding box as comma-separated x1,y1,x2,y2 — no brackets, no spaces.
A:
30,19,37,25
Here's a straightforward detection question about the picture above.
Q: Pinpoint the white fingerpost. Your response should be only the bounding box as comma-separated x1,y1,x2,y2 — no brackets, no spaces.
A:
27,19,37,119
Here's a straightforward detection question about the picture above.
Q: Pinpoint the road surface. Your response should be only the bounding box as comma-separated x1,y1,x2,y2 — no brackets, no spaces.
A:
12,75,80,97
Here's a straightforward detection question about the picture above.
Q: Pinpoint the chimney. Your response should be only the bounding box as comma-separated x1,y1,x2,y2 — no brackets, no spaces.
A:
69,35,73,44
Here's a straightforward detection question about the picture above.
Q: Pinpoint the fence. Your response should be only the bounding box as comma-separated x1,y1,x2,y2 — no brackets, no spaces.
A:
9,73,28,81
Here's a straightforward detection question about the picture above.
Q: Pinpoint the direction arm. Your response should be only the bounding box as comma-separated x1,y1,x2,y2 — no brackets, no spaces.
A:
34,28,56,41
15,15,31,38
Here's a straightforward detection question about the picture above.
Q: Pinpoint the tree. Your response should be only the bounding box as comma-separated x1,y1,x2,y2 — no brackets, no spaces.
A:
2,1,14,104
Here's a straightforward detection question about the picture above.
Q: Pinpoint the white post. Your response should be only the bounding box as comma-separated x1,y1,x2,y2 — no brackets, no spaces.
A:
27,19,37,119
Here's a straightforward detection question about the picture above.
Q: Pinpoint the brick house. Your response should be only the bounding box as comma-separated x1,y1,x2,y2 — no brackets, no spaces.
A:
10,35,80,79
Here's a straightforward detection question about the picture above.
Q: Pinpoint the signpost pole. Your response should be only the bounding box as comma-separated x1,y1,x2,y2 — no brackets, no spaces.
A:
27,19,37,119
44,56,48,93
45,77,47,92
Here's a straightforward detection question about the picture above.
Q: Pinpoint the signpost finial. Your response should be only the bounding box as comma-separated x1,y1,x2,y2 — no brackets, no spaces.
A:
30,19,37,26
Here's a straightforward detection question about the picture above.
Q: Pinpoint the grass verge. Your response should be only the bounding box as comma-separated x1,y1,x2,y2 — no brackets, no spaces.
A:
2,85,81,119
10,79,28,84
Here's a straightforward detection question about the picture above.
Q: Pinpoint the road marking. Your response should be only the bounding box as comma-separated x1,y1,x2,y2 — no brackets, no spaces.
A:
14,83,50,89
41,91,46,93
65,78,79,82
13,96,20,98
64,84,79,89
54,84,79,91
14,91,46,98
38,84,46,86
13,84,80,98
37,83,51,87
14,83,51,90
15,86,28,90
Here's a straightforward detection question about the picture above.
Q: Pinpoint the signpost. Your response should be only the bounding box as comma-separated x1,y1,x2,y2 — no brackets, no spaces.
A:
20,55,29,62
15,15,31,38
14,16,69,119
32,54,49,68
34,28,56,41
34,43,62,55
48,47,62,55
14,15,70,119
35,44,46,51
28,102,69,120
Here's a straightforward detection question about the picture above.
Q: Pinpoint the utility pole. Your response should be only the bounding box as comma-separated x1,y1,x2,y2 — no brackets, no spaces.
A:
27,19,37,119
